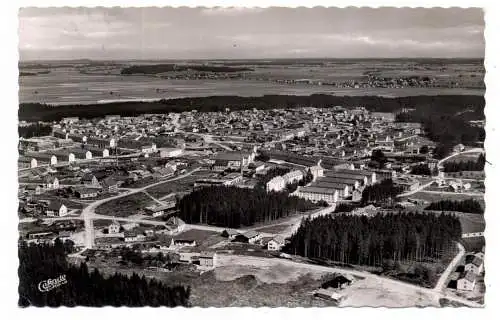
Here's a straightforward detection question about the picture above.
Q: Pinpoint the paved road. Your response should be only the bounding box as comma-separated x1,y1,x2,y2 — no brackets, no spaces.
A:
398,180,435,197
437,148,484,168
418,190,484,197
217,253,482,307
81,167,201,248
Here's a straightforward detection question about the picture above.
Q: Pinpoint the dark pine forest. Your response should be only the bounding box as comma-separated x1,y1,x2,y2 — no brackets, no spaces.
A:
285,213,462,266
177,186,319,228
18,240,190,307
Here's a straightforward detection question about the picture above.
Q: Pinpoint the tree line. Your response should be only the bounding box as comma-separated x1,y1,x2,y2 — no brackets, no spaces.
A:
395,106,484,159
121,64,252,75
361,179,405,205
177,186,319,228
443,153,485,172
425,199,483,214
19,94,484,122
18,123,52,138
18,240,190,307
285,212,462,267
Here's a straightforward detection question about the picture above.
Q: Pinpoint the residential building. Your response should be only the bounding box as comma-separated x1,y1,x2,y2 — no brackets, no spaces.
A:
45,201,68,217
457,271,476,291
465,254,484,275
295,186,339,203
73,187,99,199
101,177,119,192
282,170,304,184
144,201,176,217
198,252,217,268
123,231,146,242
108,221,121,234
169,239,197,249
266,176,286,192
267,235,286,251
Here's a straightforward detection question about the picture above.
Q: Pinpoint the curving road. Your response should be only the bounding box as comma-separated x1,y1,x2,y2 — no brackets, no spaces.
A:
81,167,201,248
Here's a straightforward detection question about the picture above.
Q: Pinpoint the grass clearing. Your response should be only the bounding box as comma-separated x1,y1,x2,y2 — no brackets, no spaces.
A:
95,193,154,217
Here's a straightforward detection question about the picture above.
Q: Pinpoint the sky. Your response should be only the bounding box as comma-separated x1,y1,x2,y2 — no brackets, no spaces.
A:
18,7,485,60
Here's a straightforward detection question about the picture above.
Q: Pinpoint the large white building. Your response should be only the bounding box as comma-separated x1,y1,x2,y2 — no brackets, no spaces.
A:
282,170,304,184
266,176,286,192
295,186,339,204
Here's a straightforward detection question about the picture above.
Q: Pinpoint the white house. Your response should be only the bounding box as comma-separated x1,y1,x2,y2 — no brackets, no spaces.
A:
267,235,286,251
457,271,476,291
50,155,58,166
242,231,262,245
108,221,121,234
465,254,484,275
198,252,217,268
102,149,110,157
68,153,76,163
30,158,38,168
46,201,68,217
141,143,157,154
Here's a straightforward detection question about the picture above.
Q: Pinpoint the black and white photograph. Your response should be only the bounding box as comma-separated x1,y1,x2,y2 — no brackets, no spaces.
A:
15,4,488,308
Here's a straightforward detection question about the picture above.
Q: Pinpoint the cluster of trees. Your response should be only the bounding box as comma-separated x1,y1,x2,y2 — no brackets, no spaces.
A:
121,64,252,75
361,179,405,205
285,212,462,266
177,186,319,228
425,199,484,214
410,164,432,176
395,100,484,159
18,240,190,307
19,94,484,122
18,123,52,138
443,153,485,172
370,149,388,169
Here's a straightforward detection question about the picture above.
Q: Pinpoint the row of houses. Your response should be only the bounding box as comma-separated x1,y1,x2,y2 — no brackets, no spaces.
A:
448,251,484,291
295,168,377,204
222,229,286,251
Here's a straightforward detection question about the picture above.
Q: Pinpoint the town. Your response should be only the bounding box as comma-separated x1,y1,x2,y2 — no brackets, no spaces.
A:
18,104,485,307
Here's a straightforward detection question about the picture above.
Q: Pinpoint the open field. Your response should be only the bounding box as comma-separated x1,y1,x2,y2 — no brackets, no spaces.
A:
19,61,484,105
411,191,484,206
146,171,211,198
94,192,154,217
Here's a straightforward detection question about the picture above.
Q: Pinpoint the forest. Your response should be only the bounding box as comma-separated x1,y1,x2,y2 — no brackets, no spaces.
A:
285,212,462,267
425,199,484,214
177,186,319,228
18,240,190,307
18,123,52,138
19,94,484,123
361,179,405,205
121,64,253,74
395,106,484,157
443,153,485,172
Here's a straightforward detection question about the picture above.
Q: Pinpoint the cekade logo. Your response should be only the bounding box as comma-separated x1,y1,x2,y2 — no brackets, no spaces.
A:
38,274,68,292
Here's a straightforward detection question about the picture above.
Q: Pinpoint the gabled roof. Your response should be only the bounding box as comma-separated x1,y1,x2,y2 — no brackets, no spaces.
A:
47,201,65,211
242,230,260,239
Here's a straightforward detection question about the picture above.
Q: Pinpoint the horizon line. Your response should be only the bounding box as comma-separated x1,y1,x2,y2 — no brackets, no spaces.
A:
19,56,485,63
